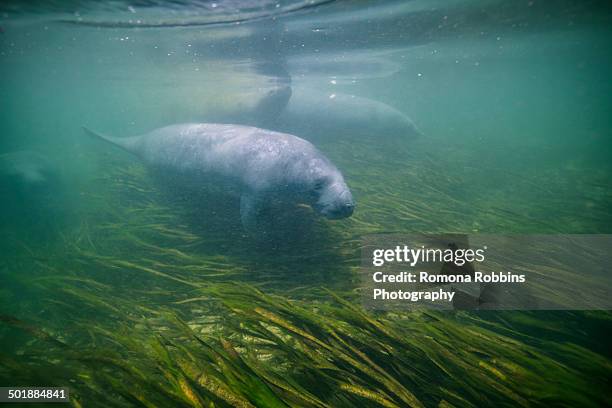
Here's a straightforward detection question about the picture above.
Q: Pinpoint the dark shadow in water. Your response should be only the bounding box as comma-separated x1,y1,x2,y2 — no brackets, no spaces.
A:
152,173,354,293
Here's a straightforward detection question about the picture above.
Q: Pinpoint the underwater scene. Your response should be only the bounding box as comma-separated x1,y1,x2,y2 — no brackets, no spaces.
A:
1,0,611,406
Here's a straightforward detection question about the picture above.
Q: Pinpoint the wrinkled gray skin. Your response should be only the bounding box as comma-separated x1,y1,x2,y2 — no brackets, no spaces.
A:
85,124,354,234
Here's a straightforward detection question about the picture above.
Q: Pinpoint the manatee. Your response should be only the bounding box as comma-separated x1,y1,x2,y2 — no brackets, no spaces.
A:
0,150,55,185
0,150,61,208
84,123,355,234
217,84,421,144
0,150,66,237
256,84,422,142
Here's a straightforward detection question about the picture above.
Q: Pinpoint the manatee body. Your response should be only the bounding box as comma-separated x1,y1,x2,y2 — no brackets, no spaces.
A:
0,150,66,236
0,150,60,206
253,85,422,142
0,150,55,185
85,123,354,234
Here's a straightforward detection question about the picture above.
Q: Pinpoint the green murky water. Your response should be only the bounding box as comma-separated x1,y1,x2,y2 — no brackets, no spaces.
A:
1,1,611,407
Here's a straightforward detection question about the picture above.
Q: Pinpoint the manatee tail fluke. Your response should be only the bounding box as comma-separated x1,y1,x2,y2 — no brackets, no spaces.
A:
82,126,135,153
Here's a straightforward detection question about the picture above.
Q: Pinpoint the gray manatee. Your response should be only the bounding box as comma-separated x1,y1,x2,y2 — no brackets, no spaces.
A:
0,150,60,208
84,123,355,234
0,150,55,185
249,84,422,142
0,150,66,237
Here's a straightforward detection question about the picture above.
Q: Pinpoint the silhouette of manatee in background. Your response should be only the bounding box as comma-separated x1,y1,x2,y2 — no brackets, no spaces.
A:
0,150,67,241
200,20,422,145
256,84,423,143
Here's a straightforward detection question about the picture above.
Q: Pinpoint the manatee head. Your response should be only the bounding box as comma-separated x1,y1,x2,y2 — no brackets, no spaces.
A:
0,151,56,189
311,173,355,220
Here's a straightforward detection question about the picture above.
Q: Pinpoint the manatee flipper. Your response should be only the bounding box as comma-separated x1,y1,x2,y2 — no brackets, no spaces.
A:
240,192,267,236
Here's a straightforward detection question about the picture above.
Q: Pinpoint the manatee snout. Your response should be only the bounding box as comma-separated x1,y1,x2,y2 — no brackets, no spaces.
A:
315,182,355,220
327,198,355,219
